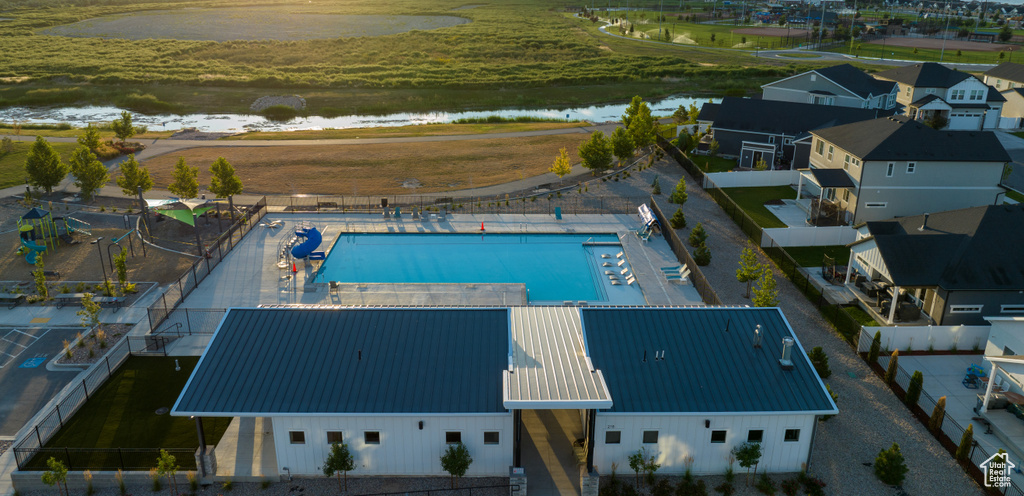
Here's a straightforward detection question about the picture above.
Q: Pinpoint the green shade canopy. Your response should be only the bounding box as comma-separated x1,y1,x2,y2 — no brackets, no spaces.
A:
154,199,214,227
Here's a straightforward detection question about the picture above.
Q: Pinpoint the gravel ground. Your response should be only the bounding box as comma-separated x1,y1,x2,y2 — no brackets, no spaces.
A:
564,155,984,495
0,440,11,457
18,476,510,496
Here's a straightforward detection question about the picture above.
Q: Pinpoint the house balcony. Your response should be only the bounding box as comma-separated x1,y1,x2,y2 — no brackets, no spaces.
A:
845,277,936,326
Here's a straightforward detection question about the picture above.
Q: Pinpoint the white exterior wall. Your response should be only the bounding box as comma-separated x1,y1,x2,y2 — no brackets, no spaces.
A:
271,414,513,476
861,325,991,353
703,170,800,189
760,226,858,247
984,318,1024,358
593,413,817,475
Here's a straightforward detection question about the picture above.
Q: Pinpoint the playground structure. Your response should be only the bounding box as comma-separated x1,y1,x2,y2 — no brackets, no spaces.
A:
16,207,91,264
277,221,325,268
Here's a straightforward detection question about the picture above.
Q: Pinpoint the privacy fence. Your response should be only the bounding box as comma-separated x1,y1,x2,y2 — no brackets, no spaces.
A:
263,194,648,216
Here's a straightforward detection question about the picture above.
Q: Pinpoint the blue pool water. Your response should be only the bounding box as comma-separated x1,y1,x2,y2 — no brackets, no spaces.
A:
316,233,619,301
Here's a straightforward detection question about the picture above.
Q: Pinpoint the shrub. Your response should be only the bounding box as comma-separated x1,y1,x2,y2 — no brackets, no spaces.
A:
929,396,946,433
808,347,831,379
222,479,234,491
874,443,908,486
884,350,899,385
261,479,273,489
694,244,711,266
187,471,198,492
670,208,686,229
116,469,127,495
956,423,973,462
779,479,799,496
714,482,735,495
688,223,707,247
652,177,661,195
670,177,688,204
755,473,776,495
149,468,162,492
868,330,881,364
905,370,924,406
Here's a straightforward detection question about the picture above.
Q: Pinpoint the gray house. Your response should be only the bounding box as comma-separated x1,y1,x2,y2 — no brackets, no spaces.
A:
846,205,1024,325
806,115,1010,224
762,63,898,110
698,98,891,169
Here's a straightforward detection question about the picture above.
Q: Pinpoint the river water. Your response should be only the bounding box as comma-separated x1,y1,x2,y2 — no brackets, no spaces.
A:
0,95,715,133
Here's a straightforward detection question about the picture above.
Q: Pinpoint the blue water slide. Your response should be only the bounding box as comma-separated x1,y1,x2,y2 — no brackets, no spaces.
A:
290,227,323,259
20,237,46,264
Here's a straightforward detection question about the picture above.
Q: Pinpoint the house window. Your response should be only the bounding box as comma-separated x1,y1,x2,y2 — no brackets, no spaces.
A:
951,89,965,100
816,140,825,155
711,430,727,443
886,163,894,177
289,431,305,445
326,431,343,444
484,432,500,445
747,430,764,443
865,202,888,208
784,138,793,145
769,136,776,144
949,305,983,313
445,432,462,444
1001,305,1024,314
605,431,621,444
844,154,851,170
827,145,834,161
365,431,381,444
843,190,850,201
907,162,916,173
784,429,800,442
970,89,984,100
926,88,936,94
998,79,1003,88
905,86,911,97
642,431,659,444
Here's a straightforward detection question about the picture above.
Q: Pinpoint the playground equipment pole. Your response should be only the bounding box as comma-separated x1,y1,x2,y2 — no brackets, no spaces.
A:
193,214,203,257
91,237,107,282
137,186,149,241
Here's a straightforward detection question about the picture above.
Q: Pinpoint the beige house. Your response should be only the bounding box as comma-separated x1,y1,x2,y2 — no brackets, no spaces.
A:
874,62,1004,130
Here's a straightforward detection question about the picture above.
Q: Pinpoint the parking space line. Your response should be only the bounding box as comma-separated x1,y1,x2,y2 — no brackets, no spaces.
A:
0,338,28,351
10,329,35,338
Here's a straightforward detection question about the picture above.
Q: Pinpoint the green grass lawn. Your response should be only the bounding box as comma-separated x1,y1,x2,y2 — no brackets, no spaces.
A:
830,43,1012,65
720,186,796,228
1013,131,1024,140
784,245,851,267
1006,188,1024,203
34,356,231,470
0,141,79,189
843,305,881,327
690,155,737,173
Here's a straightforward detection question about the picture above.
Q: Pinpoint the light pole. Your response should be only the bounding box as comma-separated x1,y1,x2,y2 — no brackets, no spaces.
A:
91,237,107,283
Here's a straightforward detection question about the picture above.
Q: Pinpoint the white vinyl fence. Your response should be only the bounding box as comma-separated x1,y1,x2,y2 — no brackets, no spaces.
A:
761,226,858,248
702,170,800,189
857,325,991,353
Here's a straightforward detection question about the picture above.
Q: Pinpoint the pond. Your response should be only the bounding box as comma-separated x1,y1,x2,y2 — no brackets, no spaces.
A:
38,7,470,41
0,95,716,133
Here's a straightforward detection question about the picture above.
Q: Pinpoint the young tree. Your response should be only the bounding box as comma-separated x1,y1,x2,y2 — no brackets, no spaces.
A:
735,243,761,298
669,177,688,204
627,102,656,152
113,249,128,288
77,125,101,152
627,448,646,488
622,95,644,129
577,131,614,173
999,24,1013,42
78,293,101,330
111,111,136,143
33,255,47,299
168,157,199,199
41,457,69,496
808,347,832,379
751,268,780,307
670,208,686,229
115,154,154,197
868,330,882,364
929,396,947,433
209,157,243,215
1,136,13,155
708,139,720,159
956,424,974,462
25,136,69,194
440,442,473,489
69,145,109,202
694,243,712,266
731,442,762,485
156,449,179,496
905,370,924,406
688,222,707,247
549,147,573,178
323,442,355,491
884,350,899,385
874,443,908,486
671,105,689,125
611,127,634,166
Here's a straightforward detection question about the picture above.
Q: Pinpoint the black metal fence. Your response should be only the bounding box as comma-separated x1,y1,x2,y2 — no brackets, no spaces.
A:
264,194,648,216
876,354,1024,496
15,447,197,472
145,197,267,332
648,198,722,306
353,485,520,496
152,308,227,336
13,336,177,471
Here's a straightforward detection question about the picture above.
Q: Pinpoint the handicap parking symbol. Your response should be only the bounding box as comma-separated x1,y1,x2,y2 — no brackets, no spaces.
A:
19,356,47,368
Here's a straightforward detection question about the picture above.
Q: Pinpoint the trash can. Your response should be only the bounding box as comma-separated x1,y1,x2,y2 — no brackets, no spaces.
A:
381,198,388,208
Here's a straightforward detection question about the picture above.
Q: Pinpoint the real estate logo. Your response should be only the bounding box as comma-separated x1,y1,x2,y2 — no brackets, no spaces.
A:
981,452,1015,488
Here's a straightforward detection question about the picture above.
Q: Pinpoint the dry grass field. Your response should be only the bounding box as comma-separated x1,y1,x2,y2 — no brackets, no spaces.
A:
141,134,587,195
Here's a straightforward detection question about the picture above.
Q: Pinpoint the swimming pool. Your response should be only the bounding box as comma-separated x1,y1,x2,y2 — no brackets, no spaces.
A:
316,233,620,302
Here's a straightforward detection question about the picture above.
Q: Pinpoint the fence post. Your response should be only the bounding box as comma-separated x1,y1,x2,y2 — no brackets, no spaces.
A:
119,448,125,470
65,447,72,471
106,356,111,375
56,404,63,428
82,379,89,400
35,425,43,447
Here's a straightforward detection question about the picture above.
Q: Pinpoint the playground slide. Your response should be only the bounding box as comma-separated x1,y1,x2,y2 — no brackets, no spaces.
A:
290,227,323,259
20,237,46,264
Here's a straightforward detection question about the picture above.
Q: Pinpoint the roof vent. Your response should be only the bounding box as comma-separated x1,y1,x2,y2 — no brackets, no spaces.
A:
753,325,763,348
779,337,795,370
918,213,930,232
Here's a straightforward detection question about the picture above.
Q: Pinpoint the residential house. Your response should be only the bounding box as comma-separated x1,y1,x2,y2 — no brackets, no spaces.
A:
846,205,1024,325
804,115,1009,224
697,97,891,169
874,62,1006,130
999,88,1024,128
984,62,1024,91
762,63,899,110
173,306,836,477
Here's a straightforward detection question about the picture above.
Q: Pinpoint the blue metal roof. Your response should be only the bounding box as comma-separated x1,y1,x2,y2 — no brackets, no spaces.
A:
582,307,837,414
173,308,509,415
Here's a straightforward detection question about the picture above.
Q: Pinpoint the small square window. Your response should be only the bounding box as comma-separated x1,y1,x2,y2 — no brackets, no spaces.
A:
445,432,462,444
784,429,800,442
886,163,895,177
907,162,916,174
484,431,500,445
711,430,727,443
642,431,658,444
364,431,381,445
289,431,305,445
326,431,343,444
747,430,764,443
605,431,621,444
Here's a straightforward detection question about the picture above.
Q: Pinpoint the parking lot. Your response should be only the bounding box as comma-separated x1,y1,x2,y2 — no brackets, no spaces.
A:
0,327,83,436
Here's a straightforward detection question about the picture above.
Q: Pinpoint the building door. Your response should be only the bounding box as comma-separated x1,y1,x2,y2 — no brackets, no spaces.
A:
520,410,584,496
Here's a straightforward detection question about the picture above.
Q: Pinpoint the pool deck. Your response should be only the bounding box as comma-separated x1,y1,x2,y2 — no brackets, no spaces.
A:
179,213,704,309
